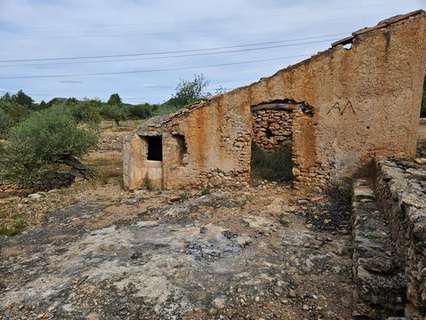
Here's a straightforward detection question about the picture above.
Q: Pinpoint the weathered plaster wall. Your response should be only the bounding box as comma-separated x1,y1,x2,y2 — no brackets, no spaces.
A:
124,11,426,190
123,135,147,190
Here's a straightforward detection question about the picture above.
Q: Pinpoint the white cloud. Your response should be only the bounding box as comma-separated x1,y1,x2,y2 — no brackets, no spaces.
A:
0,0,423,103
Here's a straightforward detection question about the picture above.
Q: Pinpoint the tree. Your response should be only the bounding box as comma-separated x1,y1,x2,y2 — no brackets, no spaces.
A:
0,107,99,188
167,74,209,108
0,100,30,129
69,100,102,124
12,90,33,109
38,100,48,109
107,93,122,106
129,103,153,119
101,104,129,126
0,108,12,138
0,93,11,103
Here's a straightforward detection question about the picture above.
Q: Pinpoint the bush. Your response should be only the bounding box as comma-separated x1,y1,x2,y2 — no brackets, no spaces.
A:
129,103,153,119
0,108,12,137
101,104,129,126
0,100,30,124
0,107,99,187
250,143,293,182
69,100,102,124
152,103,179,116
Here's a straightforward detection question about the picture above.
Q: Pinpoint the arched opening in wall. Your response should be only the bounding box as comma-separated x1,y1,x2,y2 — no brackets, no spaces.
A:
250,101,295,183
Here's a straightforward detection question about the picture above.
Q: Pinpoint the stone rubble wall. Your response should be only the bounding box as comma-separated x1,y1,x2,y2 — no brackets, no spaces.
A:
252,110,293,151
374,159,426,319
352,179,406,319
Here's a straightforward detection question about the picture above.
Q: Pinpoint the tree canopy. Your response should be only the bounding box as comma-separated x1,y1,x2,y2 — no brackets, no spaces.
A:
167,74,209,108
107,93,122,105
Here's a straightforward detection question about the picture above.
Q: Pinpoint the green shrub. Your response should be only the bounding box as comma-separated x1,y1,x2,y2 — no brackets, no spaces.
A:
0,108,12,137
0,215,26,236
179,192,189,201
152,103,179,116
250,143,293,182
101,104,129,126
201,187,210,196
69,100,102,124
0,107,99,187
129,103,153,119
0,101,30,126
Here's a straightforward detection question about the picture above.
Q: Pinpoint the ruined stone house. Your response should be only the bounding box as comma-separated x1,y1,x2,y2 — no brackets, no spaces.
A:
124,10,426,191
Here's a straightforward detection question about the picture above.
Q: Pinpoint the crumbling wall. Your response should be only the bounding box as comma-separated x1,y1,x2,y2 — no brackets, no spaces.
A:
252,109,293,151
158,11,426,190
124,11,426,190
375,159,426,319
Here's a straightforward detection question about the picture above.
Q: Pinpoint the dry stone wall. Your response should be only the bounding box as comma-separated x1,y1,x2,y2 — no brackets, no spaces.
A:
375,159,426,319
252,110,293,151
352,179,406,318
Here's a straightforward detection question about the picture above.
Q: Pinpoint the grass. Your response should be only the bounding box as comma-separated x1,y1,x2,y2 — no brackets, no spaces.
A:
0,215,26,236
143,177,153,190
251,143,294,182
179,192,189,201
200,187,210,196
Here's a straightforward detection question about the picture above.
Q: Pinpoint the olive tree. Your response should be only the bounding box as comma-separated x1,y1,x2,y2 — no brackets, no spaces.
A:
167,74,209,108
0,107,99,187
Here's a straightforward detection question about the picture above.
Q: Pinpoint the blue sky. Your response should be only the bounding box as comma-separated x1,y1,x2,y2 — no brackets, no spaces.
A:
0,0,424,104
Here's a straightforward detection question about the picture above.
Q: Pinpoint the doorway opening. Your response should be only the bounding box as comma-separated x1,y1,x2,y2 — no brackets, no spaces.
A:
250,103,294,183
146,136,163,161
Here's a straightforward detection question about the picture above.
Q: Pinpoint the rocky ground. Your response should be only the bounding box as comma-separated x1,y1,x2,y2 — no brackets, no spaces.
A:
0,182,354,320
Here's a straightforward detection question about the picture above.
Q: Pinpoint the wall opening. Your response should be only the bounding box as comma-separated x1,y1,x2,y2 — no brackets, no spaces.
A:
173,134,188,165
250,104,295,183
146,136,163,161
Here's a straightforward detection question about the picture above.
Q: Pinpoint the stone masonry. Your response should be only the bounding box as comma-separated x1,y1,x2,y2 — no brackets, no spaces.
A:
124,11,426,191
252,109,293,151
351,159,426,319
375,159,426,319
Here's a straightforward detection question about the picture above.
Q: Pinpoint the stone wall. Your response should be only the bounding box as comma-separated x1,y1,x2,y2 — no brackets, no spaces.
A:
252,109,293,151
352,178,406,318
124,11,426,191
374,159,426,319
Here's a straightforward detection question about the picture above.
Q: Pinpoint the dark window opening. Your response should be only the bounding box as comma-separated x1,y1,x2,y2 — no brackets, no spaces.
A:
173,134,187,164
146,136,163,161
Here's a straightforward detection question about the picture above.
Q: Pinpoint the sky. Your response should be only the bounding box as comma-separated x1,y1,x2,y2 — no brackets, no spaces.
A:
0,0,425,104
